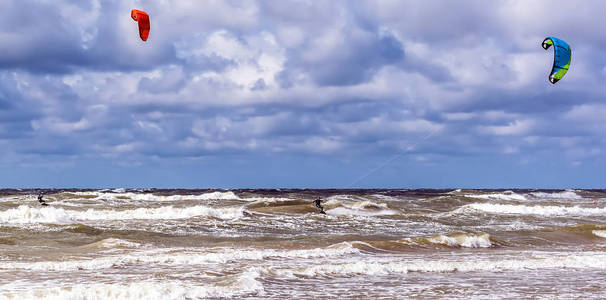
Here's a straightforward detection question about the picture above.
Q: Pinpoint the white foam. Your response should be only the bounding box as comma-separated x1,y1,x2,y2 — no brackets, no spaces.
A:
348,201,389,210
0,272,264,300
427,233,492,248
371,194,401,202
325,195,358,202
593,230,606,238
530,190,582,200
245,197,299,205
0,243,359,272
271,253,606,278
97,238,142,249
460,203,606,217
327,201,398,216
70,191,241,202
465,191,527,201
0,205,244,225
0,196,22,203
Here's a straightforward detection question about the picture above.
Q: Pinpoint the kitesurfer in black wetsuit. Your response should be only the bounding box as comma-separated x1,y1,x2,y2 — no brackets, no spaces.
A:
314,196,325,214
37,193,48,206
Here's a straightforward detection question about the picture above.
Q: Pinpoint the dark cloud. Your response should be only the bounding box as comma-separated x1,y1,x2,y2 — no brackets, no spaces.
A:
281,28,404,87
250,78,267,91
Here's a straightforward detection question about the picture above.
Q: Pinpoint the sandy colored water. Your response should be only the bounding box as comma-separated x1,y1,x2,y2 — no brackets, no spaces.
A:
0,189,605,299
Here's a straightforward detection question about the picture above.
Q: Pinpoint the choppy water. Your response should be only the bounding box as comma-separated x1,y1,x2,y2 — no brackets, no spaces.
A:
1,188,606,299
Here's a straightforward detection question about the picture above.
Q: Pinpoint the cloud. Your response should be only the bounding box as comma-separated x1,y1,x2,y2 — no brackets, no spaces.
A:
479,119,535,136
2,0,606,187
278,22,405,86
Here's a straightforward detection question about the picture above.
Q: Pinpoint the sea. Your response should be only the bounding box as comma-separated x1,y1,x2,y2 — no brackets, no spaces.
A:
0,188,605,299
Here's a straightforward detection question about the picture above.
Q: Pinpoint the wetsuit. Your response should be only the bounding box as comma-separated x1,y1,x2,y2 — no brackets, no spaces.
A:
314,198,324,213
37,194,48,205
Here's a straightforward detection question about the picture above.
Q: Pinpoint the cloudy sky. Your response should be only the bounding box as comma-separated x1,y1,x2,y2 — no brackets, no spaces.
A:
1,0,606,188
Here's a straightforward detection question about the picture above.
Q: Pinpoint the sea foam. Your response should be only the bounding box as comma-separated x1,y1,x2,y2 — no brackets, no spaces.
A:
464,191,527,201
70,191,241,202
270,253,606,278
0,272,264,300
530,190,582,200
0,243,359,272
327,201,398,216
427,233,492,248
460,203,606,217
0,205,244,225
593,230,606,238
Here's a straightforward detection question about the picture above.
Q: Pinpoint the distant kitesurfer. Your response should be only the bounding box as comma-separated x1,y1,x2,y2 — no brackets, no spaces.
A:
314,197,325,214
37,193,48,206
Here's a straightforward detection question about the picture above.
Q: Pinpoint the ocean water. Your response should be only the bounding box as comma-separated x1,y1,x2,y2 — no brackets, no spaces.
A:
0,189,605,299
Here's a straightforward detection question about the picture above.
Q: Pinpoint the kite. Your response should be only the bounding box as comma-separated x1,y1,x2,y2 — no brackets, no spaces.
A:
131,9,150,41
541,37,571,84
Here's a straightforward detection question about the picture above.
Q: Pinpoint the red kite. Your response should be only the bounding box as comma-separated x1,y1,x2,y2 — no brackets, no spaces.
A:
131,9,150,41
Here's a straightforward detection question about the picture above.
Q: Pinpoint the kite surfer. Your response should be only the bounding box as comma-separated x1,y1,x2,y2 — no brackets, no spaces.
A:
37,193,48,206
314,196,325,214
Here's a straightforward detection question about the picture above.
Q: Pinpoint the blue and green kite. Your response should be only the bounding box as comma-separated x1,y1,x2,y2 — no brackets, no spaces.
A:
541,37,571,84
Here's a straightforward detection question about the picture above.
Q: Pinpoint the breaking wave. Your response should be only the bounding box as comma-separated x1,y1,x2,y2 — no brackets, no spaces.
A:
0,243,359,272
425,233,492,248
69,191,241,202
368,233,494,250
83,238,143,250
0,205,244,225
530,190,583,200
0,272,264,300
593,230,606,238
464,191,527,201
270,253,606,278
457,203,606,217
326,200,398,216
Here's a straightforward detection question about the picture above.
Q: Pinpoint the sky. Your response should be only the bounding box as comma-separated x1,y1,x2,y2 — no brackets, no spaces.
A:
1,0,606,189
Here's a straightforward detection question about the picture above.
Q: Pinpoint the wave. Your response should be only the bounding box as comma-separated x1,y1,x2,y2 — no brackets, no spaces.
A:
355,233,494,251
82,238,143,250
463,191,527,201
457,203,606,217
245,199,321,215
530,190,583,200
67,191,242,202
269,252,606,278
0,205,244,225
326,200,398,216
245,198,307,208
370,194,402,202
0,196,22,203
240,196,296,203
593,230,606,238
0,243,359,272
425,233,492,248
462,190,585,203
243,198,398,216
0,271,264,300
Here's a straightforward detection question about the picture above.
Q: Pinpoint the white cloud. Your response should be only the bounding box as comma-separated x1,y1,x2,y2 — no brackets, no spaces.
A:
31,117,91,134
479,119,534,136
